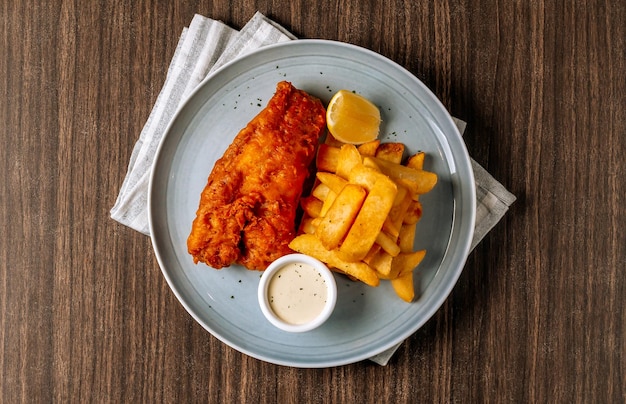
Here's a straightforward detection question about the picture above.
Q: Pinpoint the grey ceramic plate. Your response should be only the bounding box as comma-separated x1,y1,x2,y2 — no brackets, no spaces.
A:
148,40,476,368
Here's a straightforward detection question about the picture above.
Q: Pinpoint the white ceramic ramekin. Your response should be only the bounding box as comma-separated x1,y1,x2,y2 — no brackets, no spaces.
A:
258,253,337,333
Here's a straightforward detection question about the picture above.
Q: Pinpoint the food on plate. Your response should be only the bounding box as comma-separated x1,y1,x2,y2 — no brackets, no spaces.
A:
187,81,326,270
325,90,381,144
290,132,437,302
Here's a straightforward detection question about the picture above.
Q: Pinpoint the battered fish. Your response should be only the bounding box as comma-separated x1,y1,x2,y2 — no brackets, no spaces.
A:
187,81,326,270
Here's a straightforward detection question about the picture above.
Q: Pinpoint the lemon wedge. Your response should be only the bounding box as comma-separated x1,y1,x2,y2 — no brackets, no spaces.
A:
326,90,381,144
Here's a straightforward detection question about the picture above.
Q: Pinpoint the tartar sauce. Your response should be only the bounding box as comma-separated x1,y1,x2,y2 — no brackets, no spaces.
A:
267,262,328,325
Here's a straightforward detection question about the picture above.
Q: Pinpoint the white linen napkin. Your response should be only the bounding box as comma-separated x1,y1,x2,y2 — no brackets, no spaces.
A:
110,12,516,366
110,12,295,234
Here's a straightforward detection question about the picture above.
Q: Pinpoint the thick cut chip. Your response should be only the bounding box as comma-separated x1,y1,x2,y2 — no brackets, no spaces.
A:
403,200,423,224
311,183,331,201
289,234,380,286
357,140,380,156
389,187,412,227
339,176,397,262
319,189,337,217
382,217,400,238
390,271,415,302
300,196,323,218
392,185,409,207
299,216,318,234
391,250,426,278
316,184,367,250
369,156,438,195
362,156,381,171
406,152,425,170
398,222,417,253
375,142,405,164
375,231,401,257
348,163,387,192
316,172,348,194
316,144,340,173
367,250,394,279
336,144,363,179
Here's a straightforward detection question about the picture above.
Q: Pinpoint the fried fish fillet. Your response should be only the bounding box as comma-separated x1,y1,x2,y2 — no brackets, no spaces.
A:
187,81,326,270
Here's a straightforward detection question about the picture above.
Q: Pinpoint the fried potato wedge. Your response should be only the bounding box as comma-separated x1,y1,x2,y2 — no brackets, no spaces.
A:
320,189,337,217
311,182,331,201
299,216,319,235
403,200,423,224
391,250,426,277
348,163,387,192
368,250,394,279
398,222,417,253
375,231,401,257
300,196,323,218
406,151,425,170
375,142,405,164
289,234,380,287
336,144,363,179
382,217,400,238
317,184,367,250
369,156,438,195
316,144,340,173
339,176,397,262
316,172,348,194
389,187,412,226
357,139,381,156
390,271,415,302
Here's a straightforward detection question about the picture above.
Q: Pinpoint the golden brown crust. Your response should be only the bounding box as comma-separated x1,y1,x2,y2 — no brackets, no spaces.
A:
187,81,326,270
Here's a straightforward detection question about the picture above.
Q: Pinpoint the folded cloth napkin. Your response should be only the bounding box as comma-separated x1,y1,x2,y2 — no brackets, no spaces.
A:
110,12,516,366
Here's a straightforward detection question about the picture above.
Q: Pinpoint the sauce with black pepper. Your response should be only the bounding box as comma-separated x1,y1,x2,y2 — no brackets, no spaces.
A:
267,262,328,325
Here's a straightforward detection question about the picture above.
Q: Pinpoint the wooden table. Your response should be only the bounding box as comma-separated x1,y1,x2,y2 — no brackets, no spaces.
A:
2,1,624,402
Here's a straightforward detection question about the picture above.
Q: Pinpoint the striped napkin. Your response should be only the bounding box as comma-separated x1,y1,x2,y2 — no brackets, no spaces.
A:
110,12,515,366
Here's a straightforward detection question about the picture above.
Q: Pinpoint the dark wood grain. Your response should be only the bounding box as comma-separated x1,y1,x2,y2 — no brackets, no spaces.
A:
1,1,624,402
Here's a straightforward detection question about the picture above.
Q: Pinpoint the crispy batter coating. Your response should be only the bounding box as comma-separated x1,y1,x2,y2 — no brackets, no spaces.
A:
187,81,326,270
